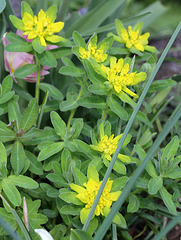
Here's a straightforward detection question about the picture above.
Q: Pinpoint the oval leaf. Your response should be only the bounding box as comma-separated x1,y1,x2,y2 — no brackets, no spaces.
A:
20,98,39,133
2,179,21,206
14,64,37,78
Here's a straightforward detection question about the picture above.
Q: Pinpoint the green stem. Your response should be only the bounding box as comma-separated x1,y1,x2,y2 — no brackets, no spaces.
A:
101,109,107,121
67,86,83,129
37,90,49,128
35,55,41,101
112,224,117,240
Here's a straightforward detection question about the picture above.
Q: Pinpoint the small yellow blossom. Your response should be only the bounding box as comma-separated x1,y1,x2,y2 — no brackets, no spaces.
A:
70,178,120,218
108,20,156,53
79,34,108,63
22,9,64,46
101,57,147,98
70,166,121,224
91,133,131,163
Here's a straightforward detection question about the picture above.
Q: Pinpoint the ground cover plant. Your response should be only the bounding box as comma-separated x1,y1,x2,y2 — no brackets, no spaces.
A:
0,0,181,239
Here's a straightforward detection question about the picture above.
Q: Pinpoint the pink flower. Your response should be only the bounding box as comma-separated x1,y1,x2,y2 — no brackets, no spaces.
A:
3,30,56,82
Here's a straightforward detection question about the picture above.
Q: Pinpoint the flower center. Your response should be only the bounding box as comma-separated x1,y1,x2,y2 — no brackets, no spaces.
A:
79,178,113,216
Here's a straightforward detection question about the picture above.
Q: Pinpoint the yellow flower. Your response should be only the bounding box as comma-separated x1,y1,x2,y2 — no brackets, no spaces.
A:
79,34,108,63
70,165,121,224
22,9,64,47
101,57,147,98
91,134,131,163
108,20,156,53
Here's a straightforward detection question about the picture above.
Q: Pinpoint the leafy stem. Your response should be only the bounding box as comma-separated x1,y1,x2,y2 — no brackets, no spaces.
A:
67,85,83,129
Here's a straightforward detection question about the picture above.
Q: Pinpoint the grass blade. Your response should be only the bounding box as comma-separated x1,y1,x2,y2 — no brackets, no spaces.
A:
82,20,181,234
0,215,23,240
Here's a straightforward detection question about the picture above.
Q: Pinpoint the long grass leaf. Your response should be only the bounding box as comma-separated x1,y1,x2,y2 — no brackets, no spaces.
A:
65,0,125,37
83,20,181,234
0,215,23,240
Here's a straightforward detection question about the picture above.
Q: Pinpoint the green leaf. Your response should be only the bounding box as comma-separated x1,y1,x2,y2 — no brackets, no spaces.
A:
8,101,21,131
50,47,72,58
5,32,27,43
83,59,105,85
9,15,24,31
37,51,57,67
14,64,37,79
59,66,85,77
107,96,128,120
149,79,176,92
32,37,46,54
0,121,15,142
0,91,15,104
45,5,57,22
78,96,106,109
161,136,179,163
72,167,87,186
8,175,38,189
88,84,109,96
73,31,86,48
47,173,68,188
148,176,163,195
38,142,64,161
69,118,83,140
5,42,33,52
60,99,79,111
2,179,21,206
21,1,33,18
20,98,39,133
0,0,6,13
25,150,43,175
74,139,98,159
0,142,7,166
60,205,82,215
59,191,83,205
61,150,71,177
159,187,177,215
39,83,63,101
70,229,93,240
111,177,129,191
1,75,13,95
118,91,136,108
166,169,181,179
134,144,157,178
66,0,125,37
10,141,25,175
50,111,67,140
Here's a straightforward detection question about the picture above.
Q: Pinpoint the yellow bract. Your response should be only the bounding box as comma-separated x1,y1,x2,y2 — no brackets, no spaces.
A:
79,42,107,63
101,57,147,98
121,25,150,52
70,178,121,217
98,134,121,161
22,9,64,46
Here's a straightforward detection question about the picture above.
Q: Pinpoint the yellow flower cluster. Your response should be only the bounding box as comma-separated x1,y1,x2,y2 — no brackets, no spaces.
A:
109,20,156,53
101,57,147,98
98,134,121,161
121,25,150,52
22,9,64,46
70,178,121,217
79,42,108,63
